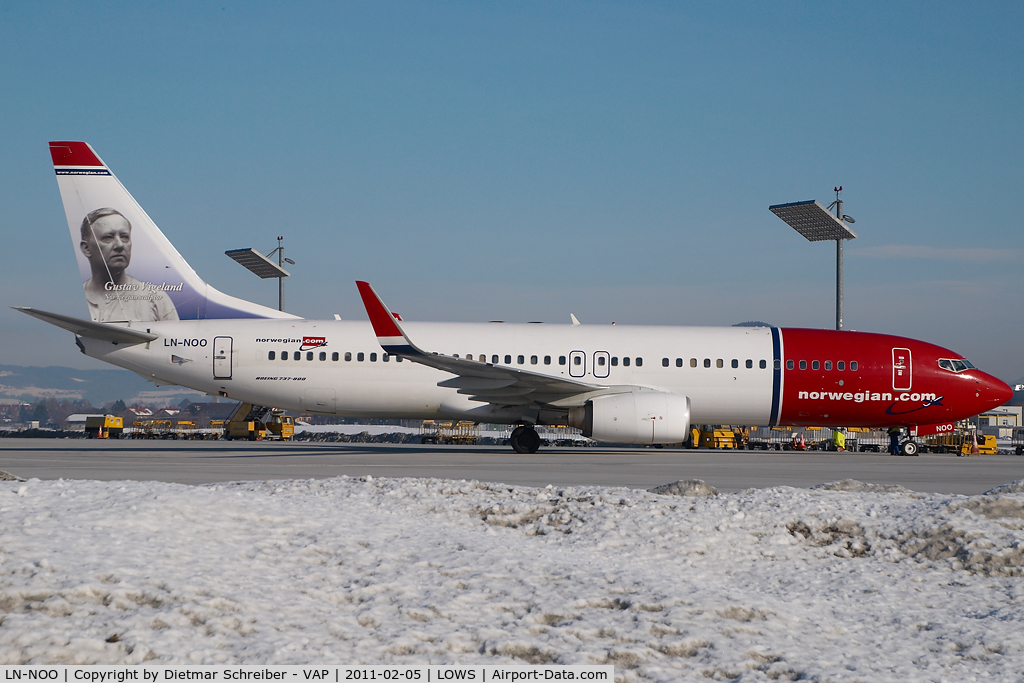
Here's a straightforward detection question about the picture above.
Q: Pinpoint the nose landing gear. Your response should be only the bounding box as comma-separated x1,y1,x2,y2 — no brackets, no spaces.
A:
510,425,541,454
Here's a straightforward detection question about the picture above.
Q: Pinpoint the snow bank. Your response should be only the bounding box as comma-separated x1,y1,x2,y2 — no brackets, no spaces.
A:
1,476,1023,681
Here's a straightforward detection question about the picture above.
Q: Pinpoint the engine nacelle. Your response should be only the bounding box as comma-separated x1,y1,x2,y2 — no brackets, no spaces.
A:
569,391,691,445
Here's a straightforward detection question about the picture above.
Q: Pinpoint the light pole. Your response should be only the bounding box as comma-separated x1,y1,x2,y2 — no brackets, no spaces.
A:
770,191,857,330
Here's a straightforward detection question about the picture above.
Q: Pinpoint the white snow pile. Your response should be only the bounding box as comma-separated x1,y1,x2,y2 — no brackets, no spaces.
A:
2,475,1024,681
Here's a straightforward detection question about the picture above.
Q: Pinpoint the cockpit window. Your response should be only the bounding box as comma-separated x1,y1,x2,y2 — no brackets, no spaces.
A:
939,358,975,373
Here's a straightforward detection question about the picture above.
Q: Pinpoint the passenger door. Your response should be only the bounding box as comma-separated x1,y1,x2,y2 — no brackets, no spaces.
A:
213,336,233,380
892,347,912,391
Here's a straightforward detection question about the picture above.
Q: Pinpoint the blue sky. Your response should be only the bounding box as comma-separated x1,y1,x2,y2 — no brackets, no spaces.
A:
2,2,1022,382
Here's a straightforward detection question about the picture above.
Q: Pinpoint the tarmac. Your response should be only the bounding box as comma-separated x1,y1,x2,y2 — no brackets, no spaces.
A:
2,438,1023,494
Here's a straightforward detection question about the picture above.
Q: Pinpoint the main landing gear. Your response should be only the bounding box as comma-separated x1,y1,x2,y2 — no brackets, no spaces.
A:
510,425,541,454
900,439,919,457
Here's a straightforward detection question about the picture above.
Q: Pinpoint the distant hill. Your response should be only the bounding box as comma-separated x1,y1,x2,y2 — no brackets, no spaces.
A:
732,321,772,328
0,365,204,406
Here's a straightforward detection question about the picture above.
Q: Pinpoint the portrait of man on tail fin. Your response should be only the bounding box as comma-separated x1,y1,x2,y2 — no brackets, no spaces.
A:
80,207,179,322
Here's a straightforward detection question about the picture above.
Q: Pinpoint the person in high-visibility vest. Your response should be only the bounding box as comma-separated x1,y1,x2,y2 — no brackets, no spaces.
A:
833,428,846,452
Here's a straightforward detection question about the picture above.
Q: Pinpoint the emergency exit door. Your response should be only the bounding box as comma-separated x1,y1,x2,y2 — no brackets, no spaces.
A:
892,347,912,391
213,336,233,380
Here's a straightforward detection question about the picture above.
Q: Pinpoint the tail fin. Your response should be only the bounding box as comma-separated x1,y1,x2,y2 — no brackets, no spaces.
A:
50,141,297,322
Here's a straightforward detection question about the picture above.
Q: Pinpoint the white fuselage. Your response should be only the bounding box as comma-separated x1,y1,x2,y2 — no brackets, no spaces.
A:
82,319,777,424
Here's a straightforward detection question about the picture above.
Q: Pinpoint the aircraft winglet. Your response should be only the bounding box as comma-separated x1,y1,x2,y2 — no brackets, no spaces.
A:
355,281,419,357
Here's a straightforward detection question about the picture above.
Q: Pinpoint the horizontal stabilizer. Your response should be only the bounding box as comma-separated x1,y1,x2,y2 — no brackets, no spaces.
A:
13,307,158,344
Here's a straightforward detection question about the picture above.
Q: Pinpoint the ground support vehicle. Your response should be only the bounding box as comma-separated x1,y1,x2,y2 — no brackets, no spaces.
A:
1012,427,1024,455
85,415,122,439
224,403,294,441
921,430,963,454
420,420,479,445
959,432,998,456
693,425,738,449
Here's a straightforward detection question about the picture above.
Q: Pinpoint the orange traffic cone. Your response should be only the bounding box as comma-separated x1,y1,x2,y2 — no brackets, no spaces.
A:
971,430,980,456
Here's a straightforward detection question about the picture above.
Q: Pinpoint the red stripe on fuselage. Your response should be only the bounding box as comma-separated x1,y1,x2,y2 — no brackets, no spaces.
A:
777,328,1010,428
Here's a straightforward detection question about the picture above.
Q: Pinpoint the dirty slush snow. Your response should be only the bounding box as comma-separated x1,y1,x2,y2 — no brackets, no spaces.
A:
2,476,1023,681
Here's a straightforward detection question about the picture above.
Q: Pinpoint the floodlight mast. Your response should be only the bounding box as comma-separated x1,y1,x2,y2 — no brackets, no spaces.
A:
768,190,857,331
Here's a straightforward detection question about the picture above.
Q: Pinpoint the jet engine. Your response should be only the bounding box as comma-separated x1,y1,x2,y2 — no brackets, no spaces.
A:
568,391,691,444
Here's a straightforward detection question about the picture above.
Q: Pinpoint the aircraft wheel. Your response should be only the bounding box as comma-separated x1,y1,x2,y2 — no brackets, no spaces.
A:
510,425,541,454
900,440,919,457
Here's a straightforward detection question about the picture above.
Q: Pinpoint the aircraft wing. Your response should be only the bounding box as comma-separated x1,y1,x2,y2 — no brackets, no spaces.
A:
14,307,158,345
355,281,608,406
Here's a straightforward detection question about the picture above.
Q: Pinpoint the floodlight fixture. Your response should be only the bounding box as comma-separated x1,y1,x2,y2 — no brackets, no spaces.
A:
769,200,857,242
225,248,291,279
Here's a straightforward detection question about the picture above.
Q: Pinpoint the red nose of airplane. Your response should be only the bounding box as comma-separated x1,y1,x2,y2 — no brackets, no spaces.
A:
976,372,1014,411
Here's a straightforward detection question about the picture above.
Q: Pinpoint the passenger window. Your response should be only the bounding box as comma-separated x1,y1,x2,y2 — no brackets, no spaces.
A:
851,361,858,371
530,355,538,365
623,357,631,367
704,358,711,368
716,359,723,368
370,353,377,362
690,358,697,368
294,352,301,361
662,358,669,367
357,352,364,362
383,353,389,362
492,355,499,364
676,358,683,367
518,355,525,364
332,352,339,361
731,359,738,369
345,352,352,361
745,359,753,369
502,355,510,364
611,357,618,366
396,356,403,362
282,351,289,360
319,351,327,361
636,358,643,367
811,360,819,370
799,360,806,370
761,360,767,369
597,356,606,366
268,351,276,360
573,356,581,365
306,352,313,361
544,355,551,365
786,360,794,370
559,356,567,365
824,361,831,370
837,361,844,371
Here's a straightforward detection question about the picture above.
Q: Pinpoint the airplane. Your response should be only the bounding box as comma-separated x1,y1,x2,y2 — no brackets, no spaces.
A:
16,141,1013,456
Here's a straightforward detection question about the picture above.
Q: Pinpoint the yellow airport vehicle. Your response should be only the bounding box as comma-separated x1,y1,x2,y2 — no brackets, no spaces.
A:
224,403,294,441
85,415,123,439
694,425,737,449
960,433,997,456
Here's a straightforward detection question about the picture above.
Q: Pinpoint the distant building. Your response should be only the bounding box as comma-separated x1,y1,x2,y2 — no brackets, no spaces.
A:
66,413,107,431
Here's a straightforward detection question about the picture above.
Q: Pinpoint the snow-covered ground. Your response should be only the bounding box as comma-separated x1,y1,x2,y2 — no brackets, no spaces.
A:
2,474,1023,681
